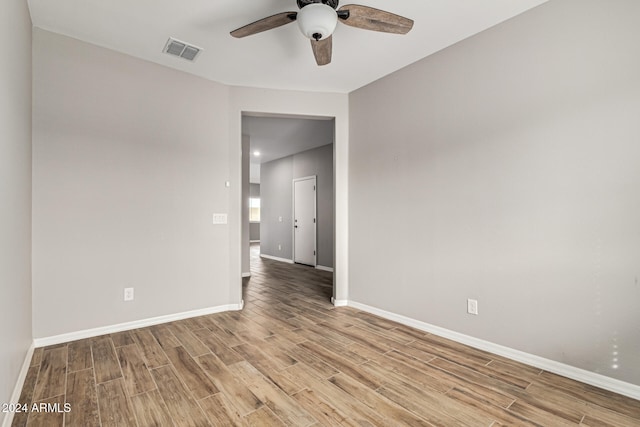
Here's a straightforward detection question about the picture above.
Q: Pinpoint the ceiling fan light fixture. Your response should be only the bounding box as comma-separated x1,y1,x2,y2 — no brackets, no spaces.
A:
297,3,338,41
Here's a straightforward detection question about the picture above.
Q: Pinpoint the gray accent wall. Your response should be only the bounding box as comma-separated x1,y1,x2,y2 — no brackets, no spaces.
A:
32,29,231,338
349,0,640,385
250,183,261,198
242,134,250,275
0,1,32,420
261,156,294,259
261,144,334,268
294,145,335,268
249,223,261,242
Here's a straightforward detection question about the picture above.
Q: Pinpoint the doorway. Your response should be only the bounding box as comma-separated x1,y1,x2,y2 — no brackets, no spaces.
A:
241,113,335,301
293,176,317,266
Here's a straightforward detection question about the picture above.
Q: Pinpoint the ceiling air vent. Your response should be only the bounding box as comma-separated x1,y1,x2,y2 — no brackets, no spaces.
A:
163,37,202,62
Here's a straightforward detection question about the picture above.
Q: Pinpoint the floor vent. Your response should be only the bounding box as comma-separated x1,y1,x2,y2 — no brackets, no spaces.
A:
163,37,202,62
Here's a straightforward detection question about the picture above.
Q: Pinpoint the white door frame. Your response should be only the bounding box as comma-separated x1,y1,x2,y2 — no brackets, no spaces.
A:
234,103,347,307
292,175,317,267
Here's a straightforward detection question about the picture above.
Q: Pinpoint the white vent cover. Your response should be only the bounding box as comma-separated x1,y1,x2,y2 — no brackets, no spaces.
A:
163,37,202,62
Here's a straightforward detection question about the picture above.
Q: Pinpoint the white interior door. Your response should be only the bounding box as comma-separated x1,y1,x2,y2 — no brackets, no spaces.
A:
293,176,316,266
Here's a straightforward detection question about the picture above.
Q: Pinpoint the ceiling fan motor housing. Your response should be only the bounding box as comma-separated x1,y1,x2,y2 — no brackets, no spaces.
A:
297,0,339,9
297,3,338,41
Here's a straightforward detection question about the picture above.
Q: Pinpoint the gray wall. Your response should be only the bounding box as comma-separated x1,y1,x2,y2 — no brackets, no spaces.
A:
262,144,334,268
32,29,231,338
249,223,261,242
349,0,640,385
261,156,294,259
294,145,334,268
242,134,250,275
0,0,32,420
250,184,261,241
250,183,261,198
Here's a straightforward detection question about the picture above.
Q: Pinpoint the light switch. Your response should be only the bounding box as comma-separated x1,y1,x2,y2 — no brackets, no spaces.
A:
213,213,227,224
278,216,283,222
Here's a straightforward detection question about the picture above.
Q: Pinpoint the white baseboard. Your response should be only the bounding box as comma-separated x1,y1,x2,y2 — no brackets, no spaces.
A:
260,254,293,264
347,300,640,401
2,343,35,427
33,303,243,348
242,272,251,278
316,265,334,272
331,297,348,307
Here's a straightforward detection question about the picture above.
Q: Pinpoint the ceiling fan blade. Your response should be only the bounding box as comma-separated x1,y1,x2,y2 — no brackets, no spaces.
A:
337,5,413,34
311,36,332,66
230,12,298,38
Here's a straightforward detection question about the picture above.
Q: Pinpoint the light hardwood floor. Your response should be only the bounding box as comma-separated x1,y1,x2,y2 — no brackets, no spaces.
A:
12,244,640,426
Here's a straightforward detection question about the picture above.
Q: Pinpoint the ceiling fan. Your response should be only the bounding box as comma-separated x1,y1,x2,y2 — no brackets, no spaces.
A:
230,0,414,66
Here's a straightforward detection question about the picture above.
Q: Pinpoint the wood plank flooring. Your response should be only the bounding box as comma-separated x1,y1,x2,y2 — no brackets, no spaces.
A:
12,244,640,426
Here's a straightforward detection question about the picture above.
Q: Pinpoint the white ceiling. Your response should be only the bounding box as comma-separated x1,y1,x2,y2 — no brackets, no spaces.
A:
27,0,548,94
244,115,334,184
244,115,334,165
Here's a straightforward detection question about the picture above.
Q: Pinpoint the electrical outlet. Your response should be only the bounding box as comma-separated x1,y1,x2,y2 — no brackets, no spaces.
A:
278,244,282,251
467,298,478,315
124,287,134,302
